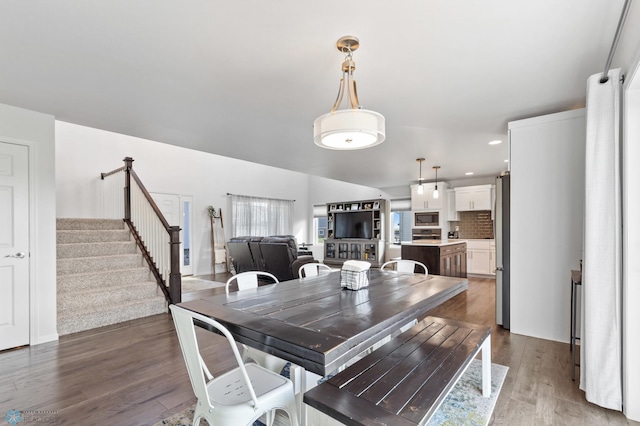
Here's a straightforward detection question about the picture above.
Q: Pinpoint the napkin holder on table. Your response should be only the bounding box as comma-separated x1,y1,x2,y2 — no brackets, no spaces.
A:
340,260,371,290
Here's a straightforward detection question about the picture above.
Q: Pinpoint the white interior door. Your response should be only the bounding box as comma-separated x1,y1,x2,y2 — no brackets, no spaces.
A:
0,142,30,350
151,192,193,276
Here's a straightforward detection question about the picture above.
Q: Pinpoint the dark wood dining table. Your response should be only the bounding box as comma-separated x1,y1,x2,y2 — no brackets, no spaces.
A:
178,269,468,377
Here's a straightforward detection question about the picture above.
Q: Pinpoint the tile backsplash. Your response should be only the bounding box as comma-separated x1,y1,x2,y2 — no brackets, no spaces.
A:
450,210,494,239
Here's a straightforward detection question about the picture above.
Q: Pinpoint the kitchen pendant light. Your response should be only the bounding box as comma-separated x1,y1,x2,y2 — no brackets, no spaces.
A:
313,36,385,150
416,158,425,194
433,166,441,199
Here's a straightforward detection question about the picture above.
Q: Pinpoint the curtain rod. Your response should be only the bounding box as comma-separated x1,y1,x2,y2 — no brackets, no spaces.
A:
600,0,633,84
226,192,296,202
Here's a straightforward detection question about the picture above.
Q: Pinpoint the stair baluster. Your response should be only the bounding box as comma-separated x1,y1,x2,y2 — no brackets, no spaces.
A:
101,157,181,304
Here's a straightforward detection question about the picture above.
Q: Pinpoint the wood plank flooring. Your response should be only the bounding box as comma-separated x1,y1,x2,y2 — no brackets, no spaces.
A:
0,276,636,425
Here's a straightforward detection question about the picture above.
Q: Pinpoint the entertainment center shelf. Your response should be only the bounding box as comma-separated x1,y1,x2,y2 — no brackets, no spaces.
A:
324,199,386,267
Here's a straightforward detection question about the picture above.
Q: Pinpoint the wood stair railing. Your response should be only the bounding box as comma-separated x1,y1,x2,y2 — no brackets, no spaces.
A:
101,157,181,304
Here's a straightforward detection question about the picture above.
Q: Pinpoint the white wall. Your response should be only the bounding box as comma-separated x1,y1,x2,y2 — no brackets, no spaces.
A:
55,122,389,273
447,175,498,188
0,103,57,344
55,121,312,276
509,109,585,343
308,176,387,205
380,175,498,200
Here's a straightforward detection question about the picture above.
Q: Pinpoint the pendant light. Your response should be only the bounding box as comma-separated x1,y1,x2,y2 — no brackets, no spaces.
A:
313,36,385,150
416,158,425,194
433,166,441,199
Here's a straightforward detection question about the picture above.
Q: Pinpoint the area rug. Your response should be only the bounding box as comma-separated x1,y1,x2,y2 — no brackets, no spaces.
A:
181,277,225,292
427,359,508,426
155,360,508,426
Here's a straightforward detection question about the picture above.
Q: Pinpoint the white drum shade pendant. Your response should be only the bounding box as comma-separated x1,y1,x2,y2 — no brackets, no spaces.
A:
314,36,385,150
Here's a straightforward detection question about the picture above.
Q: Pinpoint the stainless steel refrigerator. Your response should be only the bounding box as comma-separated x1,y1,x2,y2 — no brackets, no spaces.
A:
495,172,510,329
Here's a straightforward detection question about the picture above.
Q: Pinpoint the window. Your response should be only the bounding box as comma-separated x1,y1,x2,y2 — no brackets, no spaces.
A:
392,211,413,244
230,194,294,237
314,217,328,244
389,198,412,244
312,204,327,245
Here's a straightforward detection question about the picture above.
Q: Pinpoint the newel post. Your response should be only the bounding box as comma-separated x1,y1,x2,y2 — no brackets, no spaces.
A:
169,225,182,304
123,157,134,221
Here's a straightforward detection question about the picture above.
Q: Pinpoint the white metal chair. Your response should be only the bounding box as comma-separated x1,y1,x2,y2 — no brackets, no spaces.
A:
170,305,299,426
241,345,305,422
298,262,333,278
226,271,279,295
380,259,428,274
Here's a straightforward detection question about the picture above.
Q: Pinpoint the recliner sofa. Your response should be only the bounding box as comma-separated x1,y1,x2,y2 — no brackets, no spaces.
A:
227,235,315,281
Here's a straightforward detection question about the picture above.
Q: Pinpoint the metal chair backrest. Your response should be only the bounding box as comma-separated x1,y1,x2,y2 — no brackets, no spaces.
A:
169,305,259,407
170,304,299,425
298,263,333,278
381,259,428,274
225,271,279,295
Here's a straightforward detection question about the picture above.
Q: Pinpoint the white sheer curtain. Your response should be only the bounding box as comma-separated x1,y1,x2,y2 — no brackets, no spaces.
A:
230,194,294,237
581,68,622,410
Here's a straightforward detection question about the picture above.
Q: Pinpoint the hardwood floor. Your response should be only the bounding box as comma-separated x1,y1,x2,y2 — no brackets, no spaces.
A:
0,276,636,425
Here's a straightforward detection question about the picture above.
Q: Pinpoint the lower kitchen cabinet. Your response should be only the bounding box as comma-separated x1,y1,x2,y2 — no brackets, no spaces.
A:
466,240,496,276
401,242,467,278
440,248,467,278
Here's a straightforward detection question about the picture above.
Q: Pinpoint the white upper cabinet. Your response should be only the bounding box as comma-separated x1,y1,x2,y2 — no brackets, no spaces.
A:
447,189,459,221
454,185,494,211
410,183,448,210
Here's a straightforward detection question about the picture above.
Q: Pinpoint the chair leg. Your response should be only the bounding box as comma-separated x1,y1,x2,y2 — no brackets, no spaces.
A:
192,402,214,426
265,410,274,426
285,399,300,426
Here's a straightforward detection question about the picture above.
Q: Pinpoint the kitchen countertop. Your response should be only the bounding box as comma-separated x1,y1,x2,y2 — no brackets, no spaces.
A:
401,240,469,247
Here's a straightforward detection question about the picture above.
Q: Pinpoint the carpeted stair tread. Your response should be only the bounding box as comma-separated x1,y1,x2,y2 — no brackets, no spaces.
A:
57,268,153,292
56,218,169,336
57,241,138,259
56,218,124,231
57,229,131,244
57,298,167,336
57,281,163,312
57,254,145,275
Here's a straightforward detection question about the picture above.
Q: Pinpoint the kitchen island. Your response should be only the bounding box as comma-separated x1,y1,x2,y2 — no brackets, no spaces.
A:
401,240,467,277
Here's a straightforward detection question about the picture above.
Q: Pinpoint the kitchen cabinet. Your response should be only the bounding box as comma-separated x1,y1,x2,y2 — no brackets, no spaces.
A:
466,240,496,275
410,183,448,210
454,185,494,211
440,244,467,278
447,189,459,221
401,242,467,278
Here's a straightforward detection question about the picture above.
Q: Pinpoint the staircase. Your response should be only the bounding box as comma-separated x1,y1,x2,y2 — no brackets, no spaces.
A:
57,218,167,336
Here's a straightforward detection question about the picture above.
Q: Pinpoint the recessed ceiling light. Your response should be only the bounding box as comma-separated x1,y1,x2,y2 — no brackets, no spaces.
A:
488,140,502,145
504,159,509,163
465,172,474,175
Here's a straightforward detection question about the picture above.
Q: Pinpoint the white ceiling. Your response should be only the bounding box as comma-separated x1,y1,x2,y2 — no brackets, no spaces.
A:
0,1,625,190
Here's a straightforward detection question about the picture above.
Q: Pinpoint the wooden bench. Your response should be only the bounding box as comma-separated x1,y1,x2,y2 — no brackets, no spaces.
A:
303,316,492,426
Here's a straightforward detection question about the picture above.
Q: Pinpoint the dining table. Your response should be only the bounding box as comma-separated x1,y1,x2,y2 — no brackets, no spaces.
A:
177,269,468,377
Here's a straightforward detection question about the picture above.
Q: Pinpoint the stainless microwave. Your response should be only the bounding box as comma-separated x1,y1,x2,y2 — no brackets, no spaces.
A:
414,211,439,227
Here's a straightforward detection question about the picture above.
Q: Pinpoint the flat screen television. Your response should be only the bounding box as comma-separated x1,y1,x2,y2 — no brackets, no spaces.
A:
335,211,373,239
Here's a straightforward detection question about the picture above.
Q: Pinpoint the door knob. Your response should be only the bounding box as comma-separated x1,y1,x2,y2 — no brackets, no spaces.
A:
4,252,26,259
